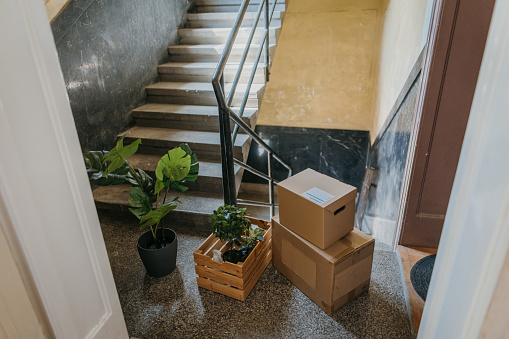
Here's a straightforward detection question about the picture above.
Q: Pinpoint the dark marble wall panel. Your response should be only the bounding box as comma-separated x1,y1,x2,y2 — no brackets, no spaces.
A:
244,126,370,190
363,73,422,242
51,0,192,152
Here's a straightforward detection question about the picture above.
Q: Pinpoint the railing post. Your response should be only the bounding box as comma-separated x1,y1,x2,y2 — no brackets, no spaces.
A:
218,74,237,206
264,0,270,82
268,151,275,217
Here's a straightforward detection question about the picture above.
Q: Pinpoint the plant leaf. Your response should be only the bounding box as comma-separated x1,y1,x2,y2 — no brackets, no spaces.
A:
139,198,179,231
84,150,129,185
128,187,153,219
155,144,198,191
171,181,189,192
102,136,141,177
154,179,165,195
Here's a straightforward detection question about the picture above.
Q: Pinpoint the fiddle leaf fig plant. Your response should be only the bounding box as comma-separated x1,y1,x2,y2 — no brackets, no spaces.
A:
84,135,199,248
208,205,266,264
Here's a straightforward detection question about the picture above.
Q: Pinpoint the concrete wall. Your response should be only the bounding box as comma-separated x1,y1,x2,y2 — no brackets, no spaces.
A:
371,0,432,141
257,0,383,131
51,0,191,152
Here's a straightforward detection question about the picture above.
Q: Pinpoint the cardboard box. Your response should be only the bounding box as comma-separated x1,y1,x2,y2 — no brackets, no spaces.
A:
277,168,357,249
272,215,374,315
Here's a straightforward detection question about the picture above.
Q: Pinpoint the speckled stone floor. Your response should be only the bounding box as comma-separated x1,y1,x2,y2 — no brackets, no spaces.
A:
100,214,412,339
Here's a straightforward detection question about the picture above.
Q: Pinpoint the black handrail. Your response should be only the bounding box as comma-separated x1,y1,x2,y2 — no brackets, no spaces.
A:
212,0,292,217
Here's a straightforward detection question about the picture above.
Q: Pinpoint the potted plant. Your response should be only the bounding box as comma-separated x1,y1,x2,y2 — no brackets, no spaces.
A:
193,205,272,301
84,135,199,277
208,205,265,264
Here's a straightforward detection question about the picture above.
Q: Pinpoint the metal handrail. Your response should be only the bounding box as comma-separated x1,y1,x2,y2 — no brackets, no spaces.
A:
212,0,292,216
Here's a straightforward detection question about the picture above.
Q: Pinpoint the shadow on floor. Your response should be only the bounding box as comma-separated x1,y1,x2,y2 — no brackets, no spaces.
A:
99,214,411,338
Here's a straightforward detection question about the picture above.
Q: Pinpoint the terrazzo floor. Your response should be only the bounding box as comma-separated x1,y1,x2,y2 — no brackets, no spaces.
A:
99,214,412,339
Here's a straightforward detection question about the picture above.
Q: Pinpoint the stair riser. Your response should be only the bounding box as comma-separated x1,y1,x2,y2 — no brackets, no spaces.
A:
196,4,286,12
187,19,282,29
133,117,254,133
134,144,246,162
124,167,229,193
147,94,261,108
95,205,211,230
179,30,279,45
168,46,276,63
159,71,266,84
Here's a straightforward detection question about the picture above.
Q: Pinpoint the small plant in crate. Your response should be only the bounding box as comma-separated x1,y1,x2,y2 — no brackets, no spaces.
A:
208,205,265,264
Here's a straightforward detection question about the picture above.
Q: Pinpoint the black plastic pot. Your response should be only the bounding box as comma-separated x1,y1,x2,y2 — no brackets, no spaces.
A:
137,228,177,278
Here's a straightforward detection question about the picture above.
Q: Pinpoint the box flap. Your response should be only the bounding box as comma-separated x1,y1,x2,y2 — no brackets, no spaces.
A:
273,215,373,264
277,169,357,211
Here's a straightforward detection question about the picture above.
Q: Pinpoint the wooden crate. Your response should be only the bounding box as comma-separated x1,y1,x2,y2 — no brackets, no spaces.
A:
193,217,272,301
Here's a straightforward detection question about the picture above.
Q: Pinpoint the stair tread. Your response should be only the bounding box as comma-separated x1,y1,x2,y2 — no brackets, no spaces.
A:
196,0,285,5
178,27,278,36
133,103,257,116
187,12,282,20
158,62,266,71
145,81,264,94
122,126,250,147
126,154,240,177
94,184,224,214
169,43,276,53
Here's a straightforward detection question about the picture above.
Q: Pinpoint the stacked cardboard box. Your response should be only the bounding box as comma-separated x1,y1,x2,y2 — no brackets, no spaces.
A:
274,168,375,315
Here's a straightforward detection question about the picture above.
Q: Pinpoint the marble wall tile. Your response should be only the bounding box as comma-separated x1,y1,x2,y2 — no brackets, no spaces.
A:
363,73,422,244
244,126,370,190
51,0,192,151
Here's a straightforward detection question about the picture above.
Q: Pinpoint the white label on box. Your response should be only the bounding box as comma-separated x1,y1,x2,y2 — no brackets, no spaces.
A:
301,187,335,205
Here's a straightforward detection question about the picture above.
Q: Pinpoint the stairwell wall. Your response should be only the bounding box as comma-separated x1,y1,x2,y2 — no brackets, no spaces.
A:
50,0,192,152
370,0,433,142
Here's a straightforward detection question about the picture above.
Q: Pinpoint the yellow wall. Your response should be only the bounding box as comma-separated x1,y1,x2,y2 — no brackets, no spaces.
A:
44,0,71,22
480,248,509,338
257,0,384,131
371,0,432,141
0,221,46,338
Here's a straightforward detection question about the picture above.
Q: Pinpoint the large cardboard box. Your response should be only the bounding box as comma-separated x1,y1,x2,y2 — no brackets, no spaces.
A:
272,215,374,315
277,168,357,249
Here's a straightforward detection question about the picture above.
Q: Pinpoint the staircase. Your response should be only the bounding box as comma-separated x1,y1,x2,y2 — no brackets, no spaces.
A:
93,0,285,227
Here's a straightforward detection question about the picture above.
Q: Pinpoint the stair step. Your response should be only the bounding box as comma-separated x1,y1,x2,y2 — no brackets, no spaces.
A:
124,154,242,193
158,62,266,83
93,184,226,229
121,126,251,162
196,2,286,13
169,43,276,63
145,81,265,107
178,27,280,45
187,12,282,28
195,0,285,5
132,103,258,132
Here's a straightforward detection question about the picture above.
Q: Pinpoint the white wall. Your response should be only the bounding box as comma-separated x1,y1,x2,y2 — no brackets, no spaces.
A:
371,0,433,141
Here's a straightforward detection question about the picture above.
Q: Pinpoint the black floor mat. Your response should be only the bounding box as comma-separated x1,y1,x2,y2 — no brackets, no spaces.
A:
410,254,436,301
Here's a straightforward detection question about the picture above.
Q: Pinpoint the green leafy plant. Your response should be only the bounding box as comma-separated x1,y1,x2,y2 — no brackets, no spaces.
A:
84,135,199,248
208,205,265,264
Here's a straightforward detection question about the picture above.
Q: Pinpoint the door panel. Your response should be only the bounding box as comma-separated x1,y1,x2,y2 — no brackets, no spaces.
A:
400,0,495,247
0,0,128,337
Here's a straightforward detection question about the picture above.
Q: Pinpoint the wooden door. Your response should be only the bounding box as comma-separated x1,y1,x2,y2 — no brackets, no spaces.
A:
399,0,495,248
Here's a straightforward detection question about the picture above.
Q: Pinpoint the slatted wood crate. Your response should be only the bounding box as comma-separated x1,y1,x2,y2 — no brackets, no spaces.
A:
193,217,272,301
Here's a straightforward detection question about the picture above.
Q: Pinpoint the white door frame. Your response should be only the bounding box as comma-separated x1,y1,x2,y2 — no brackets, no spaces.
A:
419,1,509,337
0,0,128,337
